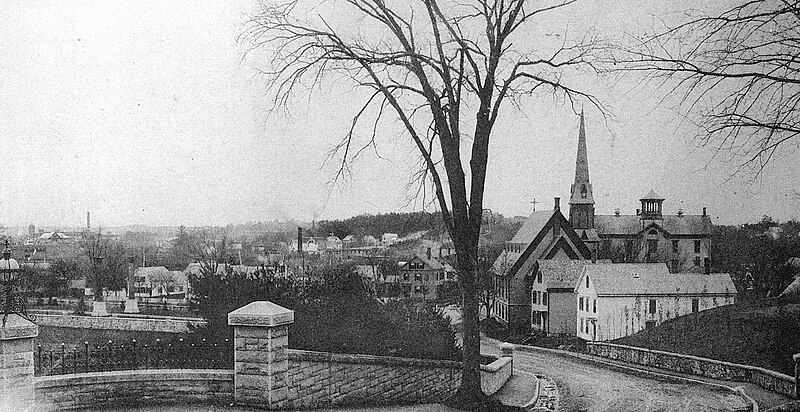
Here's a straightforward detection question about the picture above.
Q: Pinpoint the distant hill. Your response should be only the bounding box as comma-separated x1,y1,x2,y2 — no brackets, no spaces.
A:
316,212,446,239
614,302,800,376
316,211,524,245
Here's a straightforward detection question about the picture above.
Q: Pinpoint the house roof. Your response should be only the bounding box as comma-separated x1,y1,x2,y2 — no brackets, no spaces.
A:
537,259,593,289
594,214,712,236
584,263,737,296
135,266,170,278
403,254,443,270
779,276,800,298
38,232,70,240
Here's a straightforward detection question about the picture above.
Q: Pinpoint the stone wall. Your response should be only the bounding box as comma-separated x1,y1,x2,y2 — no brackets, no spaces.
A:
34,369,233,411
283,349,462,409
586,342,795,397
480,356,512,396
33,313,206,333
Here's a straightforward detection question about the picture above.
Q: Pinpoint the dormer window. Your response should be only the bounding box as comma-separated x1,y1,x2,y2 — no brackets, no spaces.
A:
580,184,587,199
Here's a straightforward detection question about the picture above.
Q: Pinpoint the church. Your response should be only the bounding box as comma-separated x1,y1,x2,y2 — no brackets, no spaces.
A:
491,111,714,336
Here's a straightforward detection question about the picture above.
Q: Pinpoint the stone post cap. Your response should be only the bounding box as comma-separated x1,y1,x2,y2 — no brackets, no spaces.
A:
499,342,515,357
0,314,39,340
228,301,294,327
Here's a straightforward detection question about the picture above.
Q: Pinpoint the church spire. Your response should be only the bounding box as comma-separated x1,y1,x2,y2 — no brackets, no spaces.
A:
569,109,595,229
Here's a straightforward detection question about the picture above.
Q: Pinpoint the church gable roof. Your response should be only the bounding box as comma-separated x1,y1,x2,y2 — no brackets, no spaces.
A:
510,211,554,244
501,209,591,279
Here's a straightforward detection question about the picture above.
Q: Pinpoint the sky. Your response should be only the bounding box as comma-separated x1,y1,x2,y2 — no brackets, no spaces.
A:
0,0,797,229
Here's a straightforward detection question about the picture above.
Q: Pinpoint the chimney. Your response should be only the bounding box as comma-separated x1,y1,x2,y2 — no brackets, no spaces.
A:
554,197,560,211
702,207,707,216
614,208,620,216
704,257,711,275
677,209,684,217
297,227,303,254
426,247,432,260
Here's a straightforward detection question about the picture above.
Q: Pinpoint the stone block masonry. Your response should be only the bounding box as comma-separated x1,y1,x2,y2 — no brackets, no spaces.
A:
586,342,796,397
227,301,513,410
228,301,294,409
0,314,38,411
34,369,233,411
33,313,206,333
284,350,462,409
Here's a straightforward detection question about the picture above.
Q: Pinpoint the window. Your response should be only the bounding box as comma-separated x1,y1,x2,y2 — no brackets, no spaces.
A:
593,299,596,313
580,318,584,332
647,239,658,254
692,299,699,313
672,240,679,254
585,276,589,288
581,184,587,199
543,292,548,306
648,299,656,314
532,292,538,304
694,240,701,253
579,297,584,311
537,272,542,283
424,274,429,282
694,257,701,267
403,274,409,281
414,274,422,282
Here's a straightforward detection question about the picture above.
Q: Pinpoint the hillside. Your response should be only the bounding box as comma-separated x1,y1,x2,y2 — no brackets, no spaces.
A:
614,302,800,376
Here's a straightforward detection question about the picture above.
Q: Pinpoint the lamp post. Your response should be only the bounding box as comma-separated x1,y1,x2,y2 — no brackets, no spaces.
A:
0,239,37,411
91,255,109,317
0,239,23,327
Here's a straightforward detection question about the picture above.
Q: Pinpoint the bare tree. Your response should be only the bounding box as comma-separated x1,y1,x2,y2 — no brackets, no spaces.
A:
243,0,602,402
81,230,128,301
613,0,800,176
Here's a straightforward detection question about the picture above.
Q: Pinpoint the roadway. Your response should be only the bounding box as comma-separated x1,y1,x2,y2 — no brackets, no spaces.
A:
482,338,751,412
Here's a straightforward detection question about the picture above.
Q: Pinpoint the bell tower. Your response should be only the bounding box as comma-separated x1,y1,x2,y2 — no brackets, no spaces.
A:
569,110,595,230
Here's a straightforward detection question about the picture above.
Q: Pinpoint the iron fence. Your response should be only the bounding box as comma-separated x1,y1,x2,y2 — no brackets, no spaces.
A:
34,337,233,376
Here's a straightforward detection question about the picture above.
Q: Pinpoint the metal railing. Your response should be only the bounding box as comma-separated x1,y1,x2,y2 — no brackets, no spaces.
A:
35,337,233,376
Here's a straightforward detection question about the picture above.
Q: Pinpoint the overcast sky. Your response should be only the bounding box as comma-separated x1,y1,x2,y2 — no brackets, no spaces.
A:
0,0,797,229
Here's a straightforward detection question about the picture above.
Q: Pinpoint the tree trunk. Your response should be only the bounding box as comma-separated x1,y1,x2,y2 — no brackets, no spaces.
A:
451,230,484,405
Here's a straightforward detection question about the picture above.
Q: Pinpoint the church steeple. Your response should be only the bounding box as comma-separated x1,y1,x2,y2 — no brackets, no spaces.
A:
569,110,595,229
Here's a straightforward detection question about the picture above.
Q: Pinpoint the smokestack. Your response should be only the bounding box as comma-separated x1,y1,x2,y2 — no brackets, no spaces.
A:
297,227,303,254
87,212,91,230
702,207,707,216
554,197,560,211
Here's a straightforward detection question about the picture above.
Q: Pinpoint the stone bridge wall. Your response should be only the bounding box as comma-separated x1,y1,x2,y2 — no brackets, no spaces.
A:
284,349,461,409
34,369,233,411
586,342,795,397
32,313,206,333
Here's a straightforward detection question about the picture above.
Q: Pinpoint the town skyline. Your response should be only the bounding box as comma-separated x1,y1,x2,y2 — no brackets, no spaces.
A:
1,0,798,228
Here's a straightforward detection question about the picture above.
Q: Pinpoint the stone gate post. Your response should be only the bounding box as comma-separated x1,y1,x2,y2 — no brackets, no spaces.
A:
794,353,800,398
0,314,38,411
228,301,294,409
